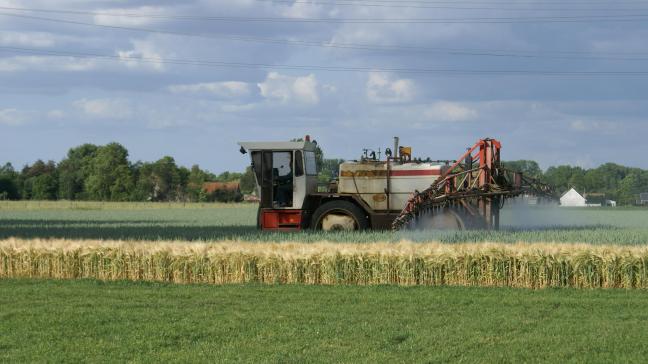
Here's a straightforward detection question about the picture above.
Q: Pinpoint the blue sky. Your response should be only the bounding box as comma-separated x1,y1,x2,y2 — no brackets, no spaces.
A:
1,0,648,173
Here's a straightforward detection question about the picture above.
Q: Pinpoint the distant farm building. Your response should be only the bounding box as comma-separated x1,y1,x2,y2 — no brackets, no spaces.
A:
583,192,604,207
202,182,242,202
203,181,240,194
640,193,648,205
560,188,587,207
243,193,260,203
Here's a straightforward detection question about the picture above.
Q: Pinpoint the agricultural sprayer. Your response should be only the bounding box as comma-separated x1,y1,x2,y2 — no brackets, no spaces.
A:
238,137,556,231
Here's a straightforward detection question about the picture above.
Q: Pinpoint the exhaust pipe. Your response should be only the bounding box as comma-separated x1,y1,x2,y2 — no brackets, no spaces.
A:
393,137,399,160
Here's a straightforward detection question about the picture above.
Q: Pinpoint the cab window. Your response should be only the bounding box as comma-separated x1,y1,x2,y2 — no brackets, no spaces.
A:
305,151,317,175
294,150,304,177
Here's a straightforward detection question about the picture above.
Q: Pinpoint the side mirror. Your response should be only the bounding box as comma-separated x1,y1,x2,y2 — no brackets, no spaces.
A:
239,146,247,154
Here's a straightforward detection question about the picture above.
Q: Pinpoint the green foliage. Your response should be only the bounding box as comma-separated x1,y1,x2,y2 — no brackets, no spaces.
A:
186,165,210,202
618,171,648,205
31,174,58,200
151,156,182,201
4,141,648,204
544,164,648,204
57,144,98,200
503,160,543,178
318,158,345,184
5,143,223,203
239,166,256,194
214,171,242,182
84,143,133,201
0,163,20,200
131,162,154,201
544,165,585,192
18,160,58,200
133,157,186,202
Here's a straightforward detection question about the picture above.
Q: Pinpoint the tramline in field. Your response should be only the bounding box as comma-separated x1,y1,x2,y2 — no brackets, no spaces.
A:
238,136,557,231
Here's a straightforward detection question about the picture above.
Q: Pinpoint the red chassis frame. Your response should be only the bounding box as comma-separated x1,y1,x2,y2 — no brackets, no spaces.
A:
260,209,303,231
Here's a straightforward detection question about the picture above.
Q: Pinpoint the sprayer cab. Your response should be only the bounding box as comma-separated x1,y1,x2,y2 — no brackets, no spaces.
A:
238,138,319,212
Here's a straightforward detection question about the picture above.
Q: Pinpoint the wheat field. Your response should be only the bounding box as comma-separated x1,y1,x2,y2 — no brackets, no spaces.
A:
3,238,648,288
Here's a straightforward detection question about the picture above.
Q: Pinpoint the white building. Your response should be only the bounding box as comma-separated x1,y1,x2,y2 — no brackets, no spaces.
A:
560,188,587,207
640,193,648,205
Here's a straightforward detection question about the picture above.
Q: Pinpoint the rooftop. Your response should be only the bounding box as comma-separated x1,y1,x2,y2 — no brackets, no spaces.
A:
203,182,240,193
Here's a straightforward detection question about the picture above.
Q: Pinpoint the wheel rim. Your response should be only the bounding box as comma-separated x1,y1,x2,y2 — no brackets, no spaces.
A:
318,210,359,231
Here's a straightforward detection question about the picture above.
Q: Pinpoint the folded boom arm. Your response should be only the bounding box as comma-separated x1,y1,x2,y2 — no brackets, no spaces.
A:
392,138,557,231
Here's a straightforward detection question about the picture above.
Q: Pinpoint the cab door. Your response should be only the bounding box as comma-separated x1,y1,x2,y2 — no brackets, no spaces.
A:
292,150,305,209
271,151,293,208
251,150,294,208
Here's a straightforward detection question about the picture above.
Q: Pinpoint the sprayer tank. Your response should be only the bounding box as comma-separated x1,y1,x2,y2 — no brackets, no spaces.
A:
338,161,445,211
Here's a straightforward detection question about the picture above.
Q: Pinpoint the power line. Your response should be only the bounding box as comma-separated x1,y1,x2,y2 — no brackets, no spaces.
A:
2,7,648,23
256,0,648,4
3,12,648,61
254,0,648,11
267,0,648,3
2,45,648,76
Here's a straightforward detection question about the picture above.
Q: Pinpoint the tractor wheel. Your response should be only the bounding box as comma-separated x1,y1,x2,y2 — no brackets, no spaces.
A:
311,200,369,231
422,208,466,230
413,207,469,230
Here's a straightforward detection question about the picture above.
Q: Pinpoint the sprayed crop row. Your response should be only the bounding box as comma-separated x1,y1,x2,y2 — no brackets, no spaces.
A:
3,238,648,288
2,205,648,244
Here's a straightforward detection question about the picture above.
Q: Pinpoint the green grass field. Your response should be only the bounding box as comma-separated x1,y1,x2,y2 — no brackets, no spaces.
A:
1,200,648,244
3,201,648,361
2,279,648,363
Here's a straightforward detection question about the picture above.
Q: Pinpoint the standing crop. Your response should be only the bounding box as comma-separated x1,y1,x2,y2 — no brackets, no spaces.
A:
3,238,648,288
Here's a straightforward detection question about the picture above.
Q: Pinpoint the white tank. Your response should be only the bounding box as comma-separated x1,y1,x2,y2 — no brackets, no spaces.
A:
338,161,446,211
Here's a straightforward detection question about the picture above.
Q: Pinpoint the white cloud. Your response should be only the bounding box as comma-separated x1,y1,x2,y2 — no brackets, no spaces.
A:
47,110,65,119
327,4,511,51
73,98,132,120
281,2,326,18
0,57,28,72
93,6,168,27
322,84,337,93
0,109,26,125
168,81,250,98
117,40,166,72
569,119,617,133
0,56,96,72
423,101,478,122
366,72,415,104
570,120,587,131
220,103,257,113
258,72,319,105
0,32,56,47
199,0,256,11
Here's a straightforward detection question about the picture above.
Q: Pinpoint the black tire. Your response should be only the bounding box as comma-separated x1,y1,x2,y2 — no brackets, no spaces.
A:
256,206,262,229
311,200,369,231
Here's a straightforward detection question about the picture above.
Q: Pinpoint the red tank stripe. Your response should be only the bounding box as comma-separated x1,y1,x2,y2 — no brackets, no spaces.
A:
390,170,441,176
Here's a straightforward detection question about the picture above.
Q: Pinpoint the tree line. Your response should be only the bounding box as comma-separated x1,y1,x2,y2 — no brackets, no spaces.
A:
0,143,255,202
1,143,647,205
503,160,648,205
